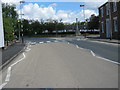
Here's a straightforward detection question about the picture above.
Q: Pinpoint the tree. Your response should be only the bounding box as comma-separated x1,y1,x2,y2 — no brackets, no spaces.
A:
2,3,18,41
87,14,99,30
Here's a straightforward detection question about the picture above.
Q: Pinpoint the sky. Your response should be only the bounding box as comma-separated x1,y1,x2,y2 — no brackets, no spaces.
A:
1,0,108,23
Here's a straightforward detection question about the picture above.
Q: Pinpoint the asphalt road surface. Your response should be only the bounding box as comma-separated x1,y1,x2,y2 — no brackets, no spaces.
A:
0,41,118,88
66,38,119,63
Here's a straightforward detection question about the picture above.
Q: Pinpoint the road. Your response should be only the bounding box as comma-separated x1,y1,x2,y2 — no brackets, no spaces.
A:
0,38,118,88
64,37,119,63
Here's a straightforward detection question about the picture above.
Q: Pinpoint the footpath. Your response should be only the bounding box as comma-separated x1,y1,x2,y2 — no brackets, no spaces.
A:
1,42,25,69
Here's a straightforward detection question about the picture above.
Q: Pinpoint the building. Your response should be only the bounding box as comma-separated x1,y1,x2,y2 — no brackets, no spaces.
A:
99,1,120,39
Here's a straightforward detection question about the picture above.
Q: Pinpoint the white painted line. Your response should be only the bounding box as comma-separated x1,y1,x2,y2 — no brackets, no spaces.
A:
74,44,119,65
89,40,118,46
90,50,95,56
30,42,36,45
39,42,44,44
5,67,11,82
76,45,79,48
10,53,26,67
96,56,120,65
46,41,51,43
0,82,7,90
0,45,31,89
89,49,119,65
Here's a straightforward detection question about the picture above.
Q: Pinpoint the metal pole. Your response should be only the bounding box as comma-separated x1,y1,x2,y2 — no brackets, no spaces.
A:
83,6,85,22
20,1,25,43
18,3,21,42
76,18,79,36
18,20,21,41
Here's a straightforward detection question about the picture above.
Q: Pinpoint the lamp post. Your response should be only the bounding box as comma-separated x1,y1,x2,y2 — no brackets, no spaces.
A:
19,1,25,43
76,18,79,36
80,5,85,21
80,4,86,30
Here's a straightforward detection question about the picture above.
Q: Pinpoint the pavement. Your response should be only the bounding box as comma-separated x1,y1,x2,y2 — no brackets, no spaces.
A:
1,42,25,67
0,42,118,88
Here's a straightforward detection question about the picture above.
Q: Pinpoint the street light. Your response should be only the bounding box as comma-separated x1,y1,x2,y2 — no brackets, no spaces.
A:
80,4,86,30
19,0,25,43
80,5,85,21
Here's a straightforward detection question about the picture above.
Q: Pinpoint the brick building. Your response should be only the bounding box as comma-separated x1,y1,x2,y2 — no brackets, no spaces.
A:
99,1,120,39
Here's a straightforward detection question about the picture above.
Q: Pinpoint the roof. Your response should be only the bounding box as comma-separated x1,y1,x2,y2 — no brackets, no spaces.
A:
98,2,108,9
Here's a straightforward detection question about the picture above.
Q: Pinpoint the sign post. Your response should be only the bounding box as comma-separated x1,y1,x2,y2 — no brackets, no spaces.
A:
0,0,4,48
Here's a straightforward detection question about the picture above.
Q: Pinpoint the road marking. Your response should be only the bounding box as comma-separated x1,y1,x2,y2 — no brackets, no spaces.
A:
90,51,95,56
74,44,120,65
5,67,11,82
39,42,44,44
76,45,79,48
96,56,120,65
46,41,51,43
0,83,7,90
0,45,31,89
89,40,118,46
30,42,36,45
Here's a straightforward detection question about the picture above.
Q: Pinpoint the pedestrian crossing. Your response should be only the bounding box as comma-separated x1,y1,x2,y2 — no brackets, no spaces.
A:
29,40,67,45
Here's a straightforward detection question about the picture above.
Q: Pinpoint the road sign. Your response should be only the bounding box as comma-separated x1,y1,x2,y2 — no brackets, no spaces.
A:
0,0,4,48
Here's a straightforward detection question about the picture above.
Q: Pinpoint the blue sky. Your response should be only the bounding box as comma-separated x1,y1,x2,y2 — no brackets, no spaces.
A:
2,0,106,23
23,2,85,11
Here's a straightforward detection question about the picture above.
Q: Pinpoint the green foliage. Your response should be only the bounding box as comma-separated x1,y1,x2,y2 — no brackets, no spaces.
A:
22,19,65,36
3,14,14,41
87,14,99,30
2,3,18,41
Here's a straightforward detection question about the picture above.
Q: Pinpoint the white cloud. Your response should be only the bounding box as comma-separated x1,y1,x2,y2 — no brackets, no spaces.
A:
1,0,100,23
49,3,57,7
19,3,98,23
85,1,107,10
1,0,20,5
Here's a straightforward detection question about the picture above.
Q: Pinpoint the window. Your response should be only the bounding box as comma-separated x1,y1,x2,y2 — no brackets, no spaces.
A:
101,22,104,33
113,2,117,12
113,17,118,32
100,7,104,17
106,4,109,15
